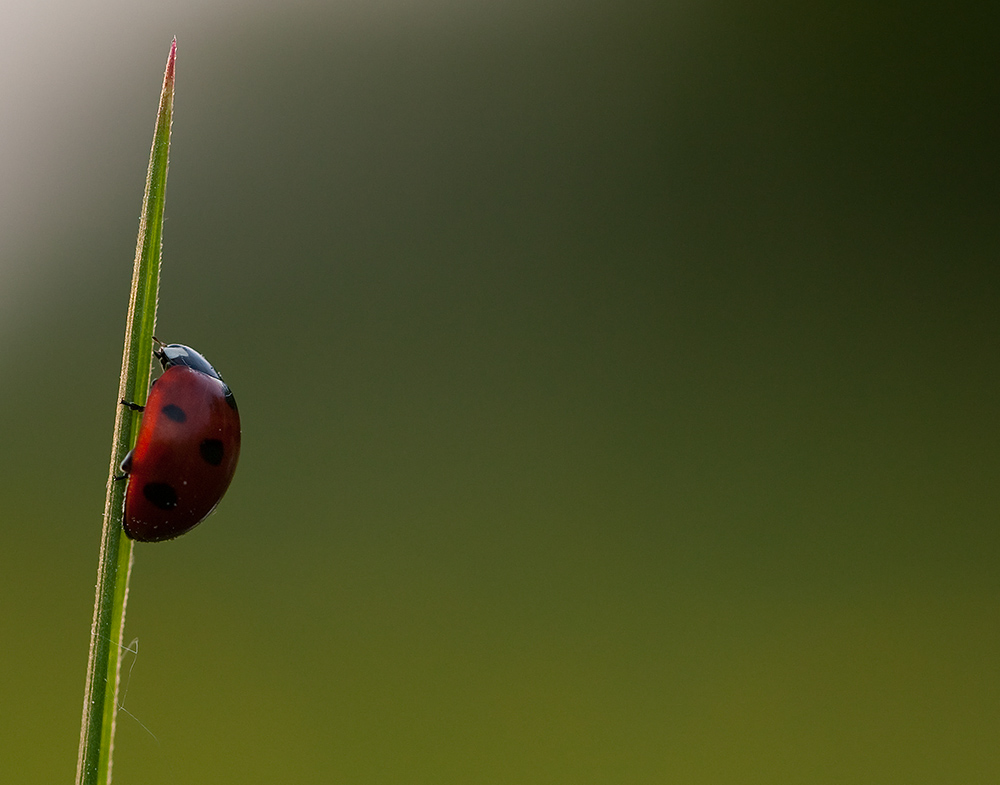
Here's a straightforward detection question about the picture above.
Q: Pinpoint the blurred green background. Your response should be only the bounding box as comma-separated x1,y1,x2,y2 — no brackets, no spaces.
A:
1,0,997,782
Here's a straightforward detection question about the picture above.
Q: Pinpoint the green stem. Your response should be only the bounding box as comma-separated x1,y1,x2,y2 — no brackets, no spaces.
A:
76,39,176,785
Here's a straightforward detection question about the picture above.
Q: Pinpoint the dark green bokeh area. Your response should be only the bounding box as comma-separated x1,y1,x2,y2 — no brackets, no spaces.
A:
1,1,998,782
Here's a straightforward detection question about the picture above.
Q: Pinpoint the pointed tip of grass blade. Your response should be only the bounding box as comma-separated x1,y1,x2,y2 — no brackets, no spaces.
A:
164,37,176,86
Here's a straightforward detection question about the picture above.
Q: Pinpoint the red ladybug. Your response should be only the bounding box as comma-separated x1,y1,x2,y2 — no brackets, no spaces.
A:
120,342,241,542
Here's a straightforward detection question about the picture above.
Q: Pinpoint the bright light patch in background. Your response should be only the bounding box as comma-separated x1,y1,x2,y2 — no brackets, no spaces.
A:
0,0,602,342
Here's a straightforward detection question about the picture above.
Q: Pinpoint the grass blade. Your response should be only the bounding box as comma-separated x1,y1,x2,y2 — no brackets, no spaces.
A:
75,38,176,785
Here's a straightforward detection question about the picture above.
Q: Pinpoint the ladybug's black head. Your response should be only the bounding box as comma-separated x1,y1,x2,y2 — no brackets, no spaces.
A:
156,343,223,381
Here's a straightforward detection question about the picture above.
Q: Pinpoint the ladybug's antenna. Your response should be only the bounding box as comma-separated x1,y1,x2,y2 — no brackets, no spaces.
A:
151,336,167,366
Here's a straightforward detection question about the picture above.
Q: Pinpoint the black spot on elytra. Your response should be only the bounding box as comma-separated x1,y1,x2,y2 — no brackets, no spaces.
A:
143,482,178,510
162,403,187,422
200,439,224,466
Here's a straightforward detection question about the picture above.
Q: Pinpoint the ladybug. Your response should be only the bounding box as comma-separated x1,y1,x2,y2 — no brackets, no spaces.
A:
120,342,241,542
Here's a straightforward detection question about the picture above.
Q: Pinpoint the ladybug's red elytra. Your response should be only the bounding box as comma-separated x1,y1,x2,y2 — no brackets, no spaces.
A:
120,342,241,542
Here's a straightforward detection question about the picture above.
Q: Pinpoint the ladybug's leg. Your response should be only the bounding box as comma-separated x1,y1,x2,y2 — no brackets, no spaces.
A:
121,376,158,411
